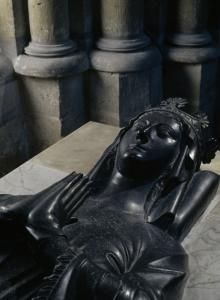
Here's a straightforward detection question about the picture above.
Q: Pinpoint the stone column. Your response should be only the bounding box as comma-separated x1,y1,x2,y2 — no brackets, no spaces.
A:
25,0,76,57
96,0,150,52
14,0,89,154
0,0,28,59
164,0,218,132
167,0,211,47
90,0,162,126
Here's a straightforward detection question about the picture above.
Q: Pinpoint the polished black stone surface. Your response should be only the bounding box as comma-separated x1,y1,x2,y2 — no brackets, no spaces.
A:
0,99,218,299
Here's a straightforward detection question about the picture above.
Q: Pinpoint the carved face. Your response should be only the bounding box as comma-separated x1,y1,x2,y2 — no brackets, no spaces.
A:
116,112,183,179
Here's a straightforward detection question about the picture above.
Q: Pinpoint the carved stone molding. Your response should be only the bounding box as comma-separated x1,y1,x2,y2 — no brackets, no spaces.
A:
15,0,89,78
14,52,89,78
90,47,161,73
167,0,211,47
165,0,217,63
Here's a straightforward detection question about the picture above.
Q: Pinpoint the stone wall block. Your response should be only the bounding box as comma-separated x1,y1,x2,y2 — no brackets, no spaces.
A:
0,54,29,175
58,76,86,125
0,80,24,125
89,71,119,125
144,0,167,45
89,65,162,127
119,71,151,126
26,115,62,154
21,77,60,118
69,0,93,51
19,74,87,154
0,117,29,176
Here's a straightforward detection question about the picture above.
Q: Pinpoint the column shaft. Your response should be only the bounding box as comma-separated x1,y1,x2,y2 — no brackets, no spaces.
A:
167,0,211,46
26,0,76,57
96,0,150,52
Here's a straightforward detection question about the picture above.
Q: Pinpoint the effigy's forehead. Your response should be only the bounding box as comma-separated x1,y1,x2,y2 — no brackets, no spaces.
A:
134,110,183,126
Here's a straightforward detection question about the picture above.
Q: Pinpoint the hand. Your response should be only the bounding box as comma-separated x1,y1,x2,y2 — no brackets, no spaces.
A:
26,173,92,240
0,172,92,239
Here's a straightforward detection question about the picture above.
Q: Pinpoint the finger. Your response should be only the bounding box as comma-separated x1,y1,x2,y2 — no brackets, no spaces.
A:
30,173,85,221
37,172,81,198
66,189,91,219
64,180,92,211
63,176,90,206
64,184,92,218
57,174,84,203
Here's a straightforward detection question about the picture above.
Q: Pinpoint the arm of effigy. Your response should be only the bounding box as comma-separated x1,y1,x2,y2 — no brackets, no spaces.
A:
0,172,92,264
168,170,219,241
25,173,93,265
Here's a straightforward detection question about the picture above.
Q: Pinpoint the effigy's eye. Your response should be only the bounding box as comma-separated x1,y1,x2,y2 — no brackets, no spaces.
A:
157,124,177,139
136,127,149,143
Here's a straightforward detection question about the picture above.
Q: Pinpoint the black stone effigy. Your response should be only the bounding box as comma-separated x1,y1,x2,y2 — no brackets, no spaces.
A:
0,98,219,299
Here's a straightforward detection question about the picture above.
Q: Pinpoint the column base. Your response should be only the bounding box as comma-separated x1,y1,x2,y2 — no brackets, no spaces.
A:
90,46,161,73
14,50,89,153
18,74,88,154
96,35,151,52
0,52,14,83
89,66,162,127
167,32,213,47
164,59,218,135
14,51,89,78
89,44,162,126
164,45,218,64
25,40,77,58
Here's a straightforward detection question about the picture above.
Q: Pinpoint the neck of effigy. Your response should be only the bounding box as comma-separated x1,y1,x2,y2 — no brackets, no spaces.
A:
101,167,155,197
